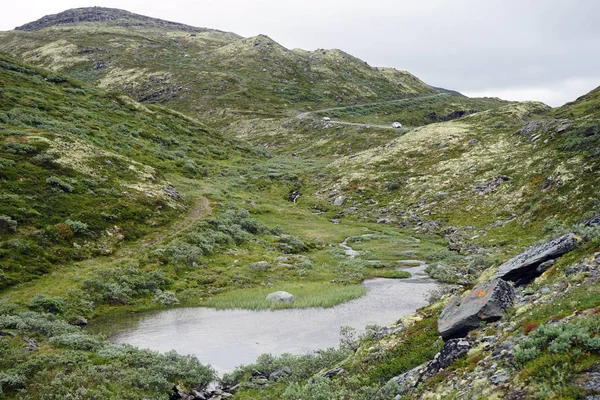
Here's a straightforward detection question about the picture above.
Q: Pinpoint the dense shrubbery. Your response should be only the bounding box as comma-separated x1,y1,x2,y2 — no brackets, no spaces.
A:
27,294,67,314
82,263,170,306
514,314,600,364
223,348,350,392
155,206,280,266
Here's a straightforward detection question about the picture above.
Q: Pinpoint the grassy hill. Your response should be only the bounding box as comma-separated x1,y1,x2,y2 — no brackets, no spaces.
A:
0,7,440,125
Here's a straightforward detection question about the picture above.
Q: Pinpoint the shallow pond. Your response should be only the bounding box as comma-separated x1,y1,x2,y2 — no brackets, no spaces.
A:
91,261,437,375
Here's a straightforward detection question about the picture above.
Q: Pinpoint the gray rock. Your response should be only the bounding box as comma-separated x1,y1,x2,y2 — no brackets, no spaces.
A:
496,233,580,285
383,364,423,396
265,291,294,303
491,371,510,384
69,317,89,326
422,338,471,378
536,259,556,274
438,279,515,340
333,196,346,206
321,366,345,379
0,330,16,338
269,366,291,381
288,190,301,203
585,215,600,227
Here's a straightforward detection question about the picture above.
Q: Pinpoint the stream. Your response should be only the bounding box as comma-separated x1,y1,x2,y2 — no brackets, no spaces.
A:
90,241,438,375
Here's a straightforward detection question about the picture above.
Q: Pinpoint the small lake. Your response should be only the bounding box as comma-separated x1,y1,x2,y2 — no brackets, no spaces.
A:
90,261,437,375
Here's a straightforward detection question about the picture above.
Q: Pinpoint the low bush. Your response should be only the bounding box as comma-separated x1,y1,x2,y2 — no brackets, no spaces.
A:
28,294,66,314
514,314,600,364
82,264,170,306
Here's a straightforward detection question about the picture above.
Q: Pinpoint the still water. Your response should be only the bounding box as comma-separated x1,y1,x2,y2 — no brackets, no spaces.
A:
92,261,436,374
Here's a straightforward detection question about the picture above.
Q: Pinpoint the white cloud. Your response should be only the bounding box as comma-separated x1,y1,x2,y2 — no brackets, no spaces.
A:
463,77,600,107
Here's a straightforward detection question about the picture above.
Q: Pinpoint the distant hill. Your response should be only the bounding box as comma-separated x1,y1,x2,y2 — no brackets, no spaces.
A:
0,8,440,124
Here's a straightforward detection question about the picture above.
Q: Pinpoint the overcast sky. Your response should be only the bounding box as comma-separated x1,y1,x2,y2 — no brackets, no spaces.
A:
1,0,599,106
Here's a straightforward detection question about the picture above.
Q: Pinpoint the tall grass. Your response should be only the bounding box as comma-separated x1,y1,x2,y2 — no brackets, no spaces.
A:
200,282,366,310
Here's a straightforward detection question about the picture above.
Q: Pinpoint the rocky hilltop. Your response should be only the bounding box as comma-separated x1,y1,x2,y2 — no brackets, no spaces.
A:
14,6,226,33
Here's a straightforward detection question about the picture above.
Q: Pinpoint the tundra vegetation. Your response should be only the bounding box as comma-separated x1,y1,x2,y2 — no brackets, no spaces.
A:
0,8,599,399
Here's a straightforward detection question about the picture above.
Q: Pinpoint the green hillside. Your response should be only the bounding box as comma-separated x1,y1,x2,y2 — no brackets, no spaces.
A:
0,7,439,126
0,7,599,400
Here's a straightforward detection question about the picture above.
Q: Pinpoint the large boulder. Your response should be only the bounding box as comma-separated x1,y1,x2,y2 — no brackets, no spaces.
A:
496,233,580,285
438,279,515,340
265,291,294,303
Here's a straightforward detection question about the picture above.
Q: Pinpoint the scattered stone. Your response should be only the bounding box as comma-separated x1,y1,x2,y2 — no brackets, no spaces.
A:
371,325,405,340
438,279,515,340
491,370,510,384
422,338,471,378
472,175,510,195
321,366,345,379
586,215,600,227
288,190,301,203
268,366,292,381
468,138,479,145
495,233,580,285
333,196,346,206
265,291,294,303
163,184,181,200
69,317,89,326
23,336,39,352
0,330,16,338
383,364,423,396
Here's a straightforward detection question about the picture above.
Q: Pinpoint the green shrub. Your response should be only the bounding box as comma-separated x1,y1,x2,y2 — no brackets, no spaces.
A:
82,264,170,306
46,176,74,193
4,142,37,154
153,290,180,305
28,294,66,314
278,235,309,253
514,314,600,364
64,219,88,235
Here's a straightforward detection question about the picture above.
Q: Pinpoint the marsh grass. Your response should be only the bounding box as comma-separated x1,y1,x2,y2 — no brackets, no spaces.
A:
200,282,366,310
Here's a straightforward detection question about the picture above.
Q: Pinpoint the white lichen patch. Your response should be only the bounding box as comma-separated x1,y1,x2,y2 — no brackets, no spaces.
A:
26,134,175,205
22,39,88,70
98,67,170,90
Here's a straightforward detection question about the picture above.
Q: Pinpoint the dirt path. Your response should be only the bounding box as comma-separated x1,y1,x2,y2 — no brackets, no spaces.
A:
116,197,212,258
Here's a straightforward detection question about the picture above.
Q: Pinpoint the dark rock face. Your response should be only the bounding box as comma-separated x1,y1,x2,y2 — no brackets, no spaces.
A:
496,233,580,285
438,279,515,340
421,338,471,378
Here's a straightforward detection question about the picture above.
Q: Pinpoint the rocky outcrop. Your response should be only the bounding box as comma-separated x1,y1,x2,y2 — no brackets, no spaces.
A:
495,233,580,285
265,291,294,303
421,338,471,378
382,364,424,396
438,279,515,340
170,384,233,400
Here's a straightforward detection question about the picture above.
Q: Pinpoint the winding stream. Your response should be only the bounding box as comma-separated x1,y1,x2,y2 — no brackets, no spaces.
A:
91,242,438,374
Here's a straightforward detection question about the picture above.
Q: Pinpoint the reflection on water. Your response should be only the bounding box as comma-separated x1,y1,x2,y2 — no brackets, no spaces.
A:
90,262,436,375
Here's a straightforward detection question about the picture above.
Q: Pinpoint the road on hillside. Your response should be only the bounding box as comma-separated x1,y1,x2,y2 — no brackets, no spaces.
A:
294,93,447,130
